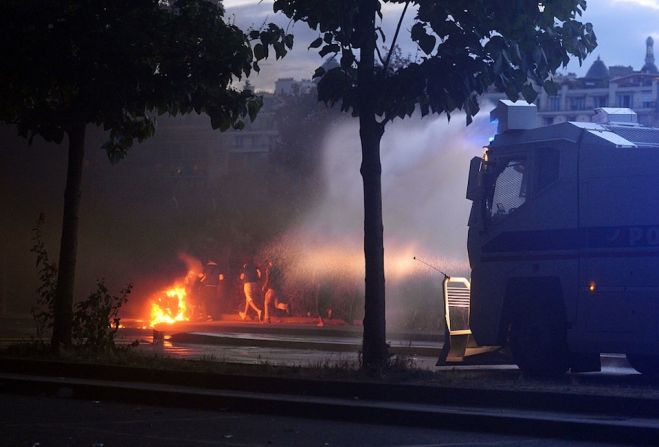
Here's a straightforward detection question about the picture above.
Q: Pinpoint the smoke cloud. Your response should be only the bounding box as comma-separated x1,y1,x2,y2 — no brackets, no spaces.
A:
0,105,495,331
264,109,496,328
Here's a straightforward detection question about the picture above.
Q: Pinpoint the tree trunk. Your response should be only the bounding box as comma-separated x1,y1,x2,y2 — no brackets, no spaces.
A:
358,0,388,372
51,123,86,352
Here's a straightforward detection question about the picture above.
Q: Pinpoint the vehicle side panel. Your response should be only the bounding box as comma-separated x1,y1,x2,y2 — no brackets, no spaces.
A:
469,140,579,345
575,143,659,353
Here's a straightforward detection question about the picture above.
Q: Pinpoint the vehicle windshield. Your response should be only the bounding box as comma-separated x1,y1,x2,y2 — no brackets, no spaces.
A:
484,158,528,224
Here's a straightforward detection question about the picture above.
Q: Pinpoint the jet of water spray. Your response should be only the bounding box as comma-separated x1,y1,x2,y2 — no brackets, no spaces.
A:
265,107,495,328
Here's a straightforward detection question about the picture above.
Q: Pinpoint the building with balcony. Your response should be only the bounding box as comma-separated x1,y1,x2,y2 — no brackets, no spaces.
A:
484,37,659,127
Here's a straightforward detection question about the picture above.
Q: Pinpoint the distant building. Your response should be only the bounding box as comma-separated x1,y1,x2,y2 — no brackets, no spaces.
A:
128,74,320,209
484,37,659,127
80,62,330,216
219,93,281,174
274,78,315,96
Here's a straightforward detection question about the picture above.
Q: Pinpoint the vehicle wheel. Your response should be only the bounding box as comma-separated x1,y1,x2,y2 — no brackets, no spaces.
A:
509,304,569,377
626,353,659,375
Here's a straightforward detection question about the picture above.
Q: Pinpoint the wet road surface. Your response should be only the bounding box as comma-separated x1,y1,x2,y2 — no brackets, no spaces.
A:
0,316,640,375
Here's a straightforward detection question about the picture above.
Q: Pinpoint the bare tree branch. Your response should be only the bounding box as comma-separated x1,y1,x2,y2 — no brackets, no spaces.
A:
383,0,410,72
375,44,386,66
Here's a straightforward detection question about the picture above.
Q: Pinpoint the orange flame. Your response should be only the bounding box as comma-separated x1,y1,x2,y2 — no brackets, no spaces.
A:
149,285,190,327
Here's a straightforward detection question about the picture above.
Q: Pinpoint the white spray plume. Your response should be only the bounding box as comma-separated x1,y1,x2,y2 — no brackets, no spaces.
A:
265,108,496,327
285,110,494,277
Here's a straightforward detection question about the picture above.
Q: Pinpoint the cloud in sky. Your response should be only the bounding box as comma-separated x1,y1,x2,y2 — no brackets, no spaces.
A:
224,1,317,91
224,1,414,91
611,0,659,9
224,1,659,90
563,0,659,73
224,0,270,7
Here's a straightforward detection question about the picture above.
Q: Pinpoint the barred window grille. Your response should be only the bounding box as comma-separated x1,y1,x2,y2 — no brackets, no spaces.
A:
489,158,527,223
445,279,470,334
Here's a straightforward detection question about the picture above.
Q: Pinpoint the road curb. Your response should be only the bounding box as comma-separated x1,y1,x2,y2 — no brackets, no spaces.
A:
133,320,443,343
168,332,441,357
1,371,658,445
2,357,659,412
0,357,653,415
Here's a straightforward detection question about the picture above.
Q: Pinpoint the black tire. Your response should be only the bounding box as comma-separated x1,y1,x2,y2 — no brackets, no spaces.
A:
626,353,659,375
509,304,569,377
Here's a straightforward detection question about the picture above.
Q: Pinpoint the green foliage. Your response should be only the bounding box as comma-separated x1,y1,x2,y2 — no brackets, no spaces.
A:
0,0,293,161
2,0,292,350
271,0,597,372
72,280,132,353
29,214,57,340
274,0,597,124
30,214,131,352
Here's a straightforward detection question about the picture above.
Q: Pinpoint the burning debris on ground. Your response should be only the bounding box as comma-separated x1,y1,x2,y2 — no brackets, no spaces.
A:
149,286,189,327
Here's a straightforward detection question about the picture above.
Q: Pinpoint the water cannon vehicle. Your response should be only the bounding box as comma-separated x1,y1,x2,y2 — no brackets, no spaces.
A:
441,100,659,375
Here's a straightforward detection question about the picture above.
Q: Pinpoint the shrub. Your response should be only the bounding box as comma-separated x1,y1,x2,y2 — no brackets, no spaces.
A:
72,280,132,352
30,214,57,341
30,214,131,352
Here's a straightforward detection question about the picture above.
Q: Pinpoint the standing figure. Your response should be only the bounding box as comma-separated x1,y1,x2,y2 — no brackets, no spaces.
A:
315,280,332,327
262,259,287,323
200,259,222,320
239,259,262,321
191,270,207,321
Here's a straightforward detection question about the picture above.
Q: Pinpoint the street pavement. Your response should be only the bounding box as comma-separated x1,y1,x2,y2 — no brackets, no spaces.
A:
3,362,659,446
120,320,633,373
0,315,654,445
121,318,445,369
0,315,634,372
0,390,639,446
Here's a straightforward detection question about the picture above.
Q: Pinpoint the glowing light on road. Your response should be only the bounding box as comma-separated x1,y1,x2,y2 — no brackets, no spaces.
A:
149,285,190,327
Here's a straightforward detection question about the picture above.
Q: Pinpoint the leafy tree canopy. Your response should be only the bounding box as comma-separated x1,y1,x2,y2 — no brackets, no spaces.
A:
0,0,293,350
271,0,596,371
0,0,293,161
274,0,596,124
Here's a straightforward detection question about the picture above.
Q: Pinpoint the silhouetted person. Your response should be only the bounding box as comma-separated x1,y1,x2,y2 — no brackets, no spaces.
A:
315,280,332,327
239,259,262,321
200,259,222,320
262,259,287,323
191,271,208,320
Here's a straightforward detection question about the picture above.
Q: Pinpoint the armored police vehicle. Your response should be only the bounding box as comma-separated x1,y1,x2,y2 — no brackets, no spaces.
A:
453,100,659,375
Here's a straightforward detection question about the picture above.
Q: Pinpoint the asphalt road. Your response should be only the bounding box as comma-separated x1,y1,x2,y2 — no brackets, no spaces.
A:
0,393,636,447
118,320,444,369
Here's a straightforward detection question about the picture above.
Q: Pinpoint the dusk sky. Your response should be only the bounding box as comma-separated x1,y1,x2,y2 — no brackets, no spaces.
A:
224,0,659,91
